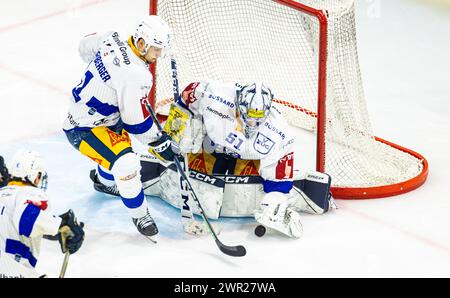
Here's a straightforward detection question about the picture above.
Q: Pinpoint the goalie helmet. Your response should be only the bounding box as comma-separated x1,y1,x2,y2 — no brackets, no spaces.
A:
133,15,171,54
9,150,48,190
236,82,274,138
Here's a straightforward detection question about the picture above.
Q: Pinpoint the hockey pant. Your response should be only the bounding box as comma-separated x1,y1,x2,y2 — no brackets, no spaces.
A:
64,124,148,218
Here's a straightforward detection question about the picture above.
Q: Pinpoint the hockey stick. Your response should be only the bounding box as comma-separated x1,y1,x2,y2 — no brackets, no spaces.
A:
43,234,70,277
59,252,70,278
168,59,206,235
145,74,246,256
168,60,195,224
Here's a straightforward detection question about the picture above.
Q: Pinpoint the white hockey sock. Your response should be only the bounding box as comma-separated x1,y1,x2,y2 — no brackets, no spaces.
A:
111,153,148,219
97,165,116,187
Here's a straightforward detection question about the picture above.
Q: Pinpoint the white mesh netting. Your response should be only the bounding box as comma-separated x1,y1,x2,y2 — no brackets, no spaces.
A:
151,0,426,196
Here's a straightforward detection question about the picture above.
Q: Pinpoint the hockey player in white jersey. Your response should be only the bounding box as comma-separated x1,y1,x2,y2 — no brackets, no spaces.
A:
63,16,178,240
0,151,84,278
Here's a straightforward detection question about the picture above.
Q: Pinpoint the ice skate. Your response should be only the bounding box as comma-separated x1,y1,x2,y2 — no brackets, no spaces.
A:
133,209,159,243
90,169,120,197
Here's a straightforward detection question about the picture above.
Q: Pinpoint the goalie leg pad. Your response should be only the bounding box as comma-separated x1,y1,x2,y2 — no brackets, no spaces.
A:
158,168,225,219
291,171,335,214
221,180,264,217
140,154,166,197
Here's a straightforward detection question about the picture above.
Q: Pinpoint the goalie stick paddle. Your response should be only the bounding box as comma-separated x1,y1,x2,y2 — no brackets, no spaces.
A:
175,156,246,257
144,97,246,257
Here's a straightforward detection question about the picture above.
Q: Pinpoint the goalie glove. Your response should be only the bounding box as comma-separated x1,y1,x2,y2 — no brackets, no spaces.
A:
57,210,85,255
178,116,204,154
163,103,204,154
254,192,303,238
289,171,336,214
148,132,181,162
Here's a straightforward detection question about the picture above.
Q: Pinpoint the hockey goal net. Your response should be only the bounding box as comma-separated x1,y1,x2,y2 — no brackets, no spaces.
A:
148,0,428,199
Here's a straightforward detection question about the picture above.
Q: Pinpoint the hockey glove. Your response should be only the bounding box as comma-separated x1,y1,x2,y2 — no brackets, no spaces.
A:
0,156,10,187
148,132,181,162
58,210,85,255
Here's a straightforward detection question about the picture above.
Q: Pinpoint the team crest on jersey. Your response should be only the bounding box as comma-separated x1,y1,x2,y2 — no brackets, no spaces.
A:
253,133,275,155
25,200,48,211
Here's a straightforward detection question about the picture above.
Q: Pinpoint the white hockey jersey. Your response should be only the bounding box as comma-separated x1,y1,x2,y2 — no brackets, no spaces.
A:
180,81,296,193
63,31,160,145
0,183,61,277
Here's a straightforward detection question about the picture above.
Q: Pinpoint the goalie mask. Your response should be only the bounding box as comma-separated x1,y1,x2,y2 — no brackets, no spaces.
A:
236,83,274,138
9,150,48,191
133,15,171,55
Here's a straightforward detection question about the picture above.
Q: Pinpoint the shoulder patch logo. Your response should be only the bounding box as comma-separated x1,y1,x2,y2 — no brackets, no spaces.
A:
113,57,120,67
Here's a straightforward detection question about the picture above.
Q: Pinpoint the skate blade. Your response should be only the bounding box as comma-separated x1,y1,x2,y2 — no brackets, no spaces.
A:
143,235,158,244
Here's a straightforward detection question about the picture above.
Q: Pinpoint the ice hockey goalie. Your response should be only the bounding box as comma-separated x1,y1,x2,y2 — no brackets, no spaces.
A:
91,80,336,238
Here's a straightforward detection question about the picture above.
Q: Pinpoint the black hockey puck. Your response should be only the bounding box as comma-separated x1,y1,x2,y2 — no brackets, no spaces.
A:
254,225,266,237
